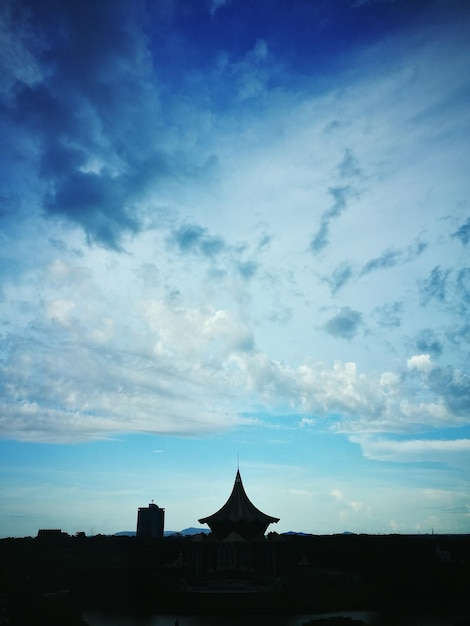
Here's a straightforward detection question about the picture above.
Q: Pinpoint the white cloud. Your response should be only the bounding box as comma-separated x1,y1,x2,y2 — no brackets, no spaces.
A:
209,0,232,17
350,434,470,468
43,299,76,326
2,256,466,442
407,353,434,374
331,489,344,501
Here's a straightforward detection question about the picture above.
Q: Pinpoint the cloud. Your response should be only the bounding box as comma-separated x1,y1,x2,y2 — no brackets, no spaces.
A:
350,434,470,468
225,38,278,102
209,0,233,17
323,262,354,294
452,217,470,245
419,266,450,305
1,0,469,450
427,366,470,418
2,279,468,442
360,240,427,277
447,324,470,349
323,307,362,340
337,149,362,179
237,260,259,280
0,0,43,90
360,248,402,275
415,329,443,358
1,0,200,250
330,487,365,514
170,224,226,257
0,297,256,442
456,268,470,304
407,353,434,374
44,169,142,250
331,489,343,501
373,301,402,328
310,186,356,253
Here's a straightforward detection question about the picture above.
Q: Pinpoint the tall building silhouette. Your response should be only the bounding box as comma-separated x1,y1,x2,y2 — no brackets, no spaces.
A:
137,502,165,538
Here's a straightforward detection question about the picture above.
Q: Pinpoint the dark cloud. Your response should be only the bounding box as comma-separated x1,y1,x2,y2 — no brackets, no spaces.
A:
310,186,354,253
447,324,470,348
415,329,443,357
373,301,403,328
417,266,470,311
323,306,362,340
237,260,259,280
324,262,353,294
44,170,141,250
1,0,182,249
456,268,470,304
428,366,470,417
171,224,226,257
452,217,470,246
419,266,450,305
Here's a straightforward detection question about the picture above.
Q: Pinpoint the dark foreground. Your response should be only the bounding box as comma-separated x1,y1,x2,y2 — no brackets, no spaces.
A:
1,533,469,625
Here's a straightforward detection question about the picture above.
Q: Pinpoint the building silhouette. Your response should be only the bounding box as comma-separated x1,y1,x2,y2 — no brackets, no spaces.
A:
199,468,279,540
137,502,165,538
193,469,279,575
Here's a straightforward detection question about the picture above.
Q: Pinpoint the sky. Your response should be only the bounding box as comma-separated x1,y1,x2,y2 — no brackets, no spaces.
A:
1,0,469,538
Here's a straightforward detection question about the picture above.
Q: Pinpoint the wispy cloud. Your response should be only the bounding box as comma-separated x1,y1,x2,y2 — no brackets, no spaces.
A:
170,224,226,257
452,218,470,246
209,0,233,17
323,262,354,294
310,186,358,254
373,301,402,329
457,268,470,305
419,266,450,305
337,149,362,179
350,434,470,468
360,240,427,277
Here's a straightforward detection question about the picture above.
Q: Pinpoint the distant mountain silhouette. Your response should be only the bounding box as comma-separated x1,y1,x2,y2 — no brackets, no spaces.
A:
116,528,362,537
113,527,210,537
165,527,210,536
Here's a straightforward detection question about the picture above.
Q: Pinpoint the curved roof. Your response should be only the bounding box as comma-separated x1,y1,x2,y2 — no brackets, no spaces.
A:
198,469,279,540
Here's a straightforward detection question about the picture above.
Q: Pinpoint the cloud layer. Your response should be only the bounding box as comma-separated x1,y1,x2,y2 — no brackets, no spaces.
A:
1,0,469,452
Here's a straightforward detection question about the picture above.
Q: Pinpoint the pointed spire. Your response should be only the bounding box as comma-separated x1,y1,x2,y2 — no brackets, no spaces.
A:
198,469,279,540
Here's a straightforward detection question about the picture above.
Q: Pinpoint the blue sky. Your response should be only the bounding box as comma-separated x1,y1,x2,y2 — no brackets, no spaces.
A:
1,0,469,537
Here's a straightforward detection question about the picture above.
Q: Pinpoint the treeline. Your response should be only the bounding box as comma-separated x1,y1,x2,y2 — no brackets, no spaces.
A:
1,533,469,618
